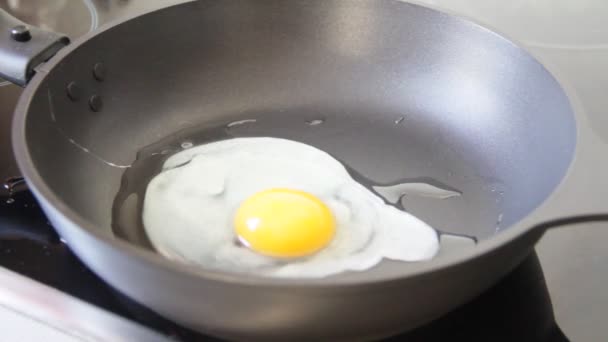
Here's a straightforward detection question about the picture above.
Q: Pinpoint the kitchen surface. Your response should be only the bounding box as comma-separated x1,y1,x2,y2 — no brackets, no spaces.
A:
1,0,607,341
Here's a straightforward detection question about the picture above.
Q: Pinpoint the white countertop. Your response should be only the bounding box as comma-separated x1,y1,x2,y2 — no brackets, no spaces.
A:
0,267,169,342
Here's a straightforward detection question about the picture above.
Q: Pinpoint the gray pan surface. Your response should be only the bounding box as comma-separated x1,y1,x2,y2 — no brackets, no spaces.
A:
4,0,583,340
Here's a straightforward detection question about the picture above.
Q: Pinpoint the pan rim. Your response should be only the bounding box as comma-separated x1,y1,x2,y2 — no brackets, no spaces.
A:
11,0,577,288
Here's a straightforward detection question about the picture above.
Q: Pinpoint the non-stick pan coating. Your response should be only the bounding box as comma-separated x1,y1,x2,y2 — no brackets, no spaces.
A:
24,0,574,241
13,1,576,339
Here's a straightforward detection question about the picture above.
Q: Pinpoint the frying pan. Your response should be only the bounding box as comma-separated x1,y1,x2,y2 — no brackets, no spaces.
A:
1,1,606,340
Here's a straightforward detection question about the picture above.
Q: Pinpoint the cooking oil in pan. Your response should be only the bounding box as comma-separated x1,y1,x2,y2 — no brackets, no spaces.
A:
112,118,478,263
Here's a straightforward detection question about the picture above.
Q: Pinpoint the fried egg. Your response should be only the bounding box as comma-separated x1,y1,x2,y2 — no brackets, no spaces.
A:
142,137,439,278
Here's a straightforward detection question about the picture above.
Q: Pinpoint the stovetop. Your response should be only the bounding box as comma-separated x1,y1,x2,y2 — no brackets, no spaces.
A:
1,1,607,341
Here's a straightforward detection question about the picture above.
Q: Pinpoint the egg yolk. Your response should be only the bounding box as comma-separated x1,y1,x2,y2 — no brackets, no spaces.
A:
234,188,336,258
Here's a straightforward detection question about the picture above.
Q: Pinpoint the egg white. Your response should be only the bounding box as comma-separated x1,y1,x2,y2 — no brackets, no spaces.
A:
142,137,439,278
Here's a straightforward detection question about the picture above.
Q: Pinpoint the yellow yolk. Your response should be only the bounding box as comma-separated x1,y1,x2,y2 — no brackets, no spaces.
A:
234,188,336,258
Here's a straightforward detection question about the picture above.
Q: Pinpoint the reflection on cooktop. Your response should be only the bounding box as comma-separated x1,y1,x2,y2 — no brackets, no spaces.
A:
0,189,568,341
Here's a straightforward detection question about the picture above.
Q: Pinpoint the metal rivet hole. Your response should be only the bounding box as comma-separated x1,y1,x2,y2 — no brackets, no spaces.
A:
89,95,103,112
93,63,105,81
66,82,82,101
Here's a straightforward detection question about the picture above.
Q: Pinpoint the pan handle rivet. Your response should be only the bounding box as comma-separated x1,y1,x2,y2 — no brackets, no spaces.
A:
89,95,103,112
66,82,82,101
10,25,31,42
93,63,105,81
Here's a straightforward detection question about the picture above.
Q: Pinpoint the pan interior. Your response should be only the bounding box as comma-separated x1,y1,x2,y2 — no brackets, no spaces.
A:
21,1,575,261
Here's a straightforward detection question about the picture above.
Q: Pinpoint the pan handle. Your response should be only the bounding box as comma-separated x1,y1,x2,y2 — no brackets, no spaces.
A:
533,214,608,232
0,8,69,87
